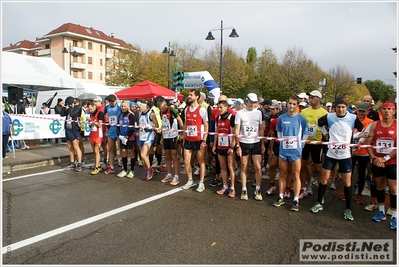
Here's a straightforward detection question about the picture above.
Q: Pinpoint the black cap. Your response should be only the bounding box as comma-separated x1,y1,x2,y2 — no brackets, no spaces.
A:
334,97,348,107
57,98,63,103
261,99,272,105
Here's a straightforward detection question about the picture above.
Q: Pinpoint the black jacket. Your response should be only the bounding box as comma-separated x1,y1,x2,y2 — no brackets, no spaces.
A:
60,105,81,131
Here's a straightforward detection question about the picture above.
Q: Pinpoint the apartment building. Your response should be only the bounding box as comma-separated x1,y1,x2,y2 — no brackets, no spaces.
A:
3,22,127,85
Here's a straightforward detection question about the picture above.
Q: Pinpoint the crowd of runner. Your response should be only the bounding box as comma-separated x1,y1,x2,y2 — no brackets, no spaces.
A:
57,89,396,230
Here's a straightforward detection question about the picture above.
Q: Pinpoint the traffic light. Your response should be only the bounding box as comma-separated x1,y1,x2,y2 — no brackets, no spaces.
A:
176,71,188,92
172,69,179,88
356,77,362,84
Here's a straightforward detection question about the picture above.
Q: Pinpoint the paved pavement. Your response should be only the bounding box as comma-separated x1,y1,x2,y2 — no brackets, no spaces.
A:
2,139,95,174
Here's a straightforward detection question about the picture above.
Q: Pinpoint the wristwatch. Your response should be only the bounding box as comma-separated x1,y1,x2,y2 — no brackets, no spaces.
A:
384,155,391,161
235,144,240,149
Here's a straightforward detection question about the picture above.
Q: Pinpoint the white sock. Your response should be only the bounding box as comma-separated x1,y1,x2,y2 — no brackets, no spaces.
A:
242,187,247,191
379,205,386,214
279,193,284,199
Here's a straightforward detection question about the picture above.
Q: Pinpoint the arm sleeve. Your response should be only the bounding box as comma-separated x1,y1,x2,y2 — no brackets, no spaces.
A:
127,114,135,137
317,114,328,127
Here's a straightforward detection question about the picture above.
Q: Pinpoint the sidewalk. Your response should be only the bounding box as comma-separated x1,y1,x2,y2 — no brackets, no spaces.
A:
2,140,94,174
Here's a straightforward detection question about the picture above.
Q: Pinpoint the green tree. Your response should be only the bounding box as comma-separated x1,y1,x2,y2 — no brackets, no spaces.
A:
364,79,396,103
106,44,143,86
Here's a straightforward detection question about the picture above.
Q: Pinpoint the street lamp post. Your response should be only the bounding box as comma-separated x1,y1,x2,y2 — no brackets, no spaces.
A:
62,44,78,76
162,42,176,89
205,20,239,93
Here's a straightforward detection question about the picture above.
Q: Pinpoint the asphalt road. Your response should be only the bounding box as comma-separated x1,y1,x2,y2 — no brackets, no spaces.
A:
2,162,397,265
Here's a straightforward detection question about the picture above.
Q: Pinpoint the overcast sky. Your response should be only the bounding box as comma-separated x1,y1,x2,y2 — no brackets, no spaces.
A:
1,1,398,89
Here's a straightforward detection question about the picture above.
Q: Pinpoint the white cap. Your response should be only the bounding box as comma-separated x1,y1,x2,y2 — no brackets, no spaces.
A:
297,92,308,99
326,102,332,107
227,99,234,106
246,93,258,102
307,90,322,98
235,98,244,105
200,92,207,99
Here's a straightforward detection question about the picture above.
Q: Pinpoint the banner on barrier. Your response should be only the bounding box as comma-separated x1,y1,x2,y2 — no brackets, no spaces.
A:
10,115,90,140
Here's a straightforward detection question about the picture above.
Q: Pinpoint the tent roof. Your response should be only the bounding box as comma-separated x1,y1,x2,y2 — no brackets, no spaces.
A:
1,51,85,91
115,80,184,100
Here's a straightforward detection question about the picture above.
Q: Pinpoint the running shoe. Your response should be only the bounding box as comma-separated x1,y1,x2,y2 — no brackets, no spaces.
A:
298,188,308,200
117,170,127,178
364,203,378,212
266,184,277,195
344,209,354,221
217,186,229,195
90,167,101,175
386,207,393,216
355,195,364,205
284,188,291,199
180,169,187,174
339,194,346,201
255,189,263,201
193,166,200,176
144,168,155,180
290,201,299,212
306,186,313,195
170,177,180,186
196,182,205,192
64,162,76,170
182,179,194,189
273,197,285,207
126,171,135,179
309,202,323,213
240,190,248,200
75,163,82,172
372,211,387,222
161,174,173,183
104,166,115,174
210,178,222,187
137,158,143,166
228,188,236,198
329,182,336,190
156,165,165,173
81,161,86,168
391,217,397,230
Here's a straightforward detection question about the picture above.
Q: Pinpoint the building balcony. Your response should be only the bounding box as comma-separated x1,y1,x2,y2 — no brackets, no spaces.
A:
73,46,86,54
71,62,86,69
38,49,51,56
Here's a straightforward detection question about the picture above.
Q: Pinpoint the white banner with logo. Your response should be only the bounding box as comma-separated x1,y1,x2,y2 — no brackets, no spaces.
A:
10,114,90,140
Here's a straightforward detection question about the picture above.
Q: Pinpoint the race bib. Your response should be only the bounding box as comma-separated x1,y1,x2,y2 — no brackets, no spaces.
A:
330,143,348,156
109,115,117,125
243,124,258,137
66,115,72,129
90,124,97,132
218,135,229,147
308,125,317,137
187,126,197,137
283,136,297,149
376,139,394,154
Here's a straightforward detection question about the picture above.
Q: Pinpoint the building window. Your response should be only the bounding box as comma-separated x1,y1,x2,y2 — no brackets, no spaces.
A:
88,72,93,79
45,44,50,49
100,59,103,66
100,73,103,81
88,42,92,50
100,45,103,52
88,57,93,64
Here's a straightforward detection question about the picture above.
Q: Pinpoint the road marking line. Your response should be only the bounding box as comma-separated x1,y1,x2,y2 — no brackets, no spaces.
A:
2,164,95,182
2,187,183,254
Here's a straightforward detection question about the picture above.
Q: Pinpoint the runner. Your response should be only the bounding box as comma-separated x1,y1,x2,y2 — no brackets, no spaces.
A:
234,93,265,201
159,98,184,186
116,101,136,178
87,101,104,175
103,94,122,175
309,98,364,220
181,89,209,192
272,96,308,211
213,100,237,197
299,90,328,199
366,102,397,230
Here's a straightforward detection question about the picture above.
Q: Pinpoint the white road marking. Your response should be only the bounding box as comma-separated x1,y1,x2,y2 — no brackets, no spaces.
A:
2,164,95,182
1,187,183,254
